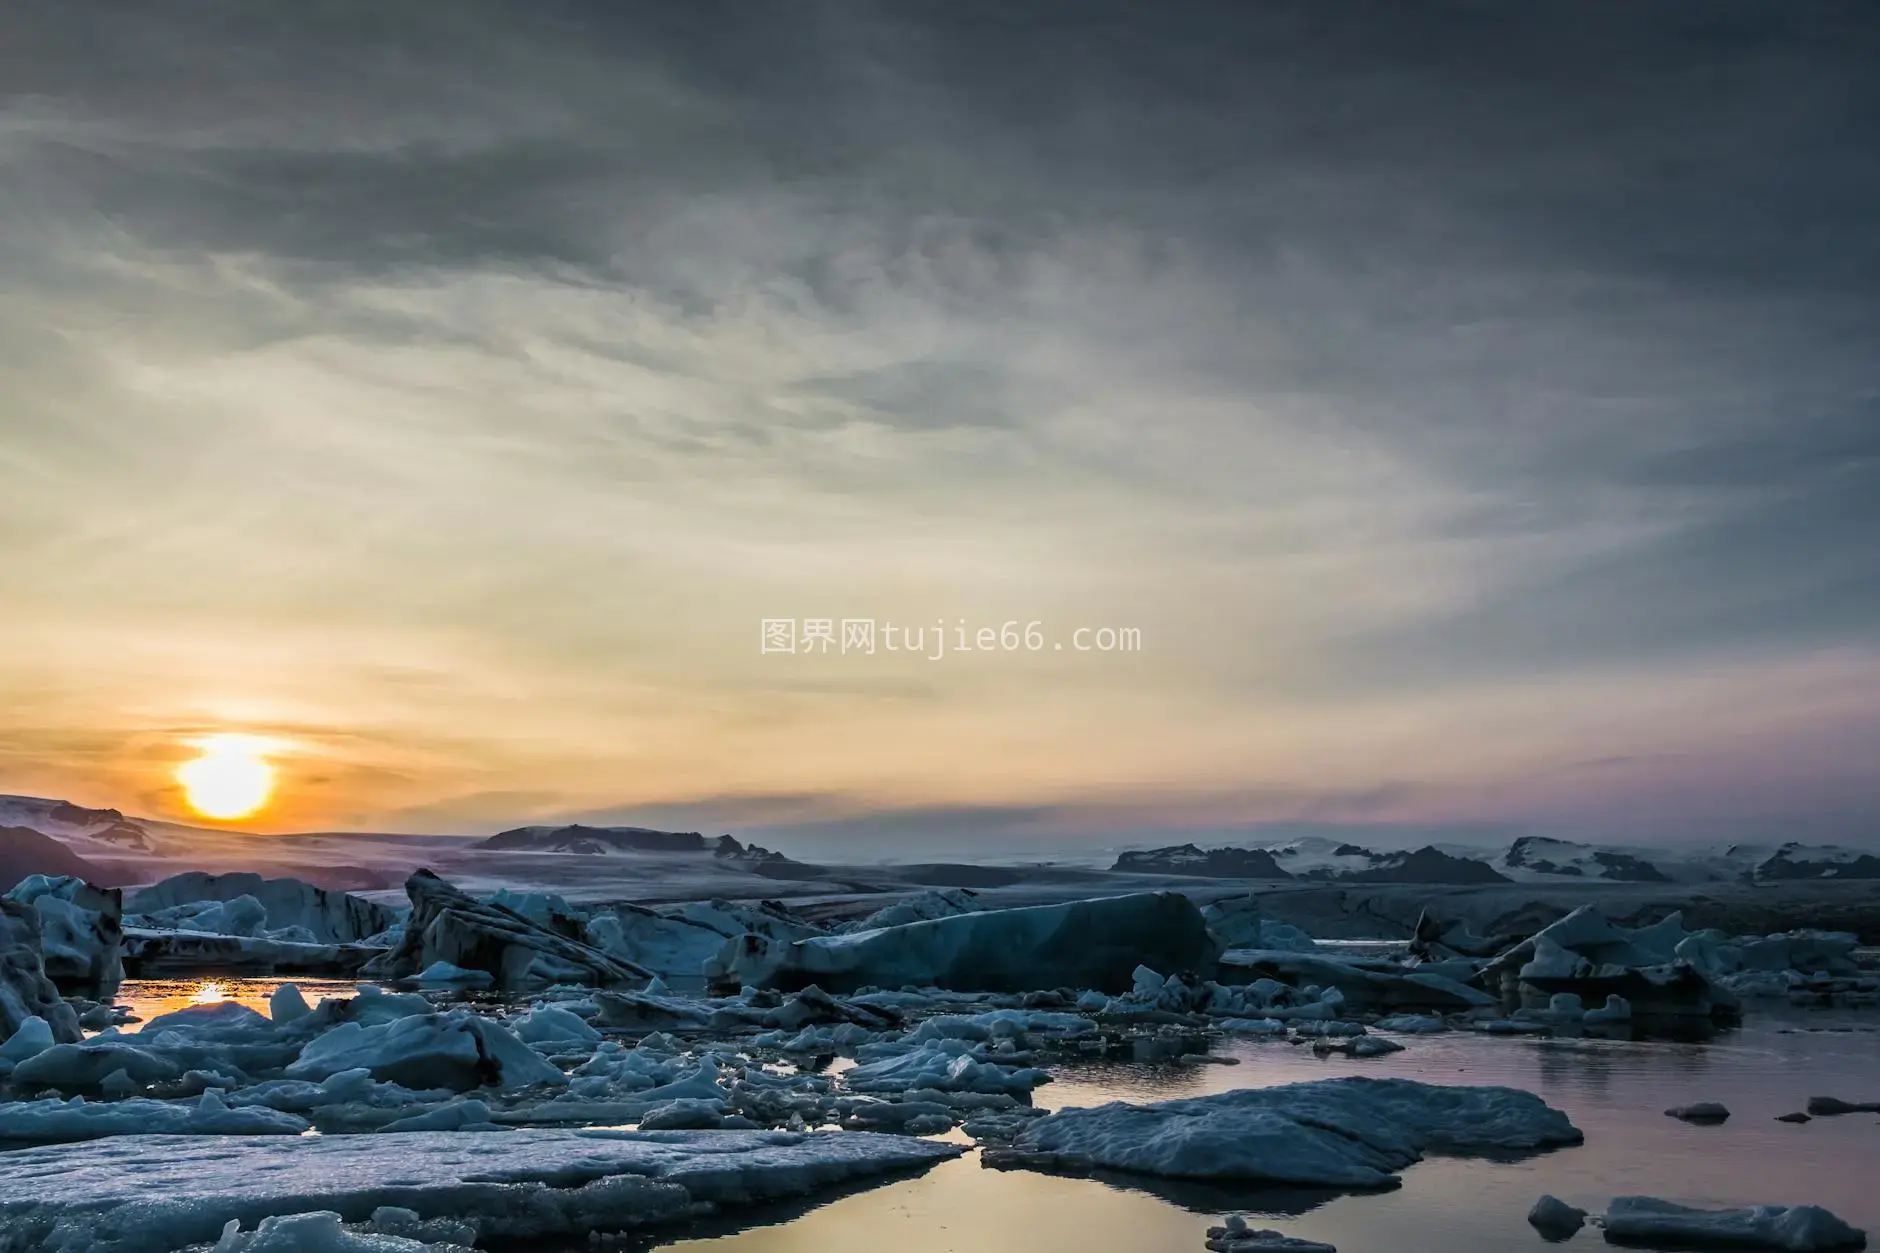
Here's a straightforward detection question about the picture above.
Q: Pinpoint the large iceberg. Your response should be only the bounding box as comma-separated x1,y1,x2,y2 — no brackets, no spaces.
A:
365,871,650,989
732,892,1219,994
985,1076,1581,1187
0,1128,964,1253
127,873,397,945
1483,907,1736,1018
3,876,123,994
1,898,82,1044
1601,1198,1866,1252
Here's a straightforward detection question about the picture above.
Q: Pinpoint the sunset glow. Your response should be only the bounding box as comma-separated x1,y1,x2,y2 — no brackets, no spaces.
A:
176,735,276,821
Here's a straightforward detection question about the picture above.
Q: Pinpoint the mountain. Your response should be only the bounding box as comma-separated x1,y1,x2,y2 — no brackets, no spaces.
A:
0,796,155,852
475,824,714,854
1111,844,1295,879
1109,839,1514,883
1500,836,1671,883
1335,844,1512,884
0,825,110,889
1752,843,1880,882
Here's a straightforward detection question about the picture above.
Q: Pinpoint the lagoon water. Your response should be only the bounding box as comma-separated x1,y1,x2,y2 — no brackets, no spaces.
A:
671,1008,1880,1253
96,981,1880,1252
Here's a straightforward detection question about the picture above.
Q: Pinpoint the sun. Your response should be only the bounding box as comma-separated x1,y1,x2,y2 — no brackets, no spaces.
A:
177,734,276,821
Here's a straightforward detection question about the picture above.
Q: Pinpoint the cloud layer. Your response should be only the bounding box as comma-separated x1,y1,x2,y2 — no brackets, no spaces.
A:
2,2,1877,845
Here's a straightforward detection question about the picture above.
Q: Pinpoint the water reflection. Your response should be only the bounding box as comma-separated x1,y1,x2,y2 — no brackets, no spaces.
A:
668,1007,1880,1253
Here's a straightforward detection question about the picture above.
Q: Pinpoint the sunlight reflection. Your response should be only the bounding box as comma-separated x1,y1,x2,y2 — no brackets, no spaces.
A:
190,980,227,1004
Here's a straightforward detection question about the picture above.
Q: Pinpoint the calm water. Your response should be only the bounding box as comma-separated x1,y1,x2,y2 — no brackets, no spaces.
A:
98,980,1880,1252
668,1009,1880,1253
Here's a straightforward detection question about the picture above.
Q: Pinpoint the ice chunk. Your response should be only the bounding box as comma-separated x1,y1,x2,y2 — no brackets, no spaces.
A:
272,984,313,1024
286,1010,567,1091
0,1127,964,1253
1666,1103,1731,1124
127,873,397,944
510,1005,600,1044
0,1092,310,1142
5,875,124,994
1529,1195,1588,1239
986,1076,1581,1187
1601,1197,1866,1252
1,898,83,1043
209,1210,470,1253
365,871,648,989
410,962,493,988
735,892,1219,994
1205,1215,1336,1253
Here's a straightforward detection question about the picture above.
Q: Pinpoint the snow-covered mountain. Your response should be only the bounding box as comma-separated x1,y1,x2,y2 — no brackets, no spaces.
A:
1111,838,1510,883
0,795,157,853
1751,842,1880,882
1497,836,1672,883
477,823,718,854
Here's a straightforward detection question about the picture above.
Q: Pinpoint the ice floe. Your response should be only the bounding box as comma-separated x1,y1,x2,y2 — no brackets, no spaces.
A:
0,1127,965,1253
982,1076,1581,1187
1601,1197,1867,1252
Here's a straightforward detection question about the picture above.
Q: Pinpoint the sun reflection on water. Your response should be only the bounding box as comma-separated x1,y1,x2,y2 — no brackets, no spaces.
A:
191,981,227,1005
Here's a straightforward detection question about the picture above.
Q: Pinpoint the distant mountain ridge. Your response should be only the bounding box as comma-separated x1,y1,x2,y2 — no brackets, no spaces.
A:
476,823,805,870
1110,840,1510,883
1500,835,1671,883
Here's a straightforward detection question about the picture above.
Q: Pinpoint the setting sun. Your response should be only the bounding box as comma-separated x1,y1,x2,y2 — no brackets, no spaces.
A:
176,734,276,821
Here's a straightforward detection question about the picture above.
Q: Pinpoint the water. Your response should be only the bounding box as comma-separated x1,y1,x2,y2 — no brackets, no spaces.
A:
96,981,1880,1251
668,1008,1880,1253
108,977,371,1029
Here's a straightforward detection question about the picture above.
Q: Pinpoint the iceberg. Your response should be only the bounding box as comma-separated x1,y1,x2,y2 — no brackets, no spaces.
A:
365,871,650,989
285,1009,568,1091
0,1089,310,1143
732,892,1219,994
1530,1195,1589,1239
4,876,123,994
984,1076,1581,1187
1602,1198,1866,1252
126,873,397,945
1,900,82,1044
0,1127,965,1253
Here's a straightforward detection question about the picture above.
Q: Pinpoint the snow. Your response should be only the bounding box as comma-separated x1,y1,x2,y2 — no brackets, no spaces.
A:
986,1076,1581,1187
0,1128,965,1253
1601,1198,1867,1252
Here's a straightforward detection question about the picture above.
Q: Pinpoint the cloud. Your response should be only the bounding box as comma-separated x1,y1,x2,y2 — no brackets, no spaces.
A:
1,2,1877,840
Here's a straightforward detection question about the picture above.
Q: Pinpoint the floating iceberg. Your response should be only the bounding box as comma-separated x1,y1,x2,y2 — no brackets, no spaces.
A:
4,876,123,994
1601,1197,1866,1252
127,873,397,945
984,1076,1581,1188
365,871,649,989
732,892,1219,994
0,1128,965,1253
1,900,82,1044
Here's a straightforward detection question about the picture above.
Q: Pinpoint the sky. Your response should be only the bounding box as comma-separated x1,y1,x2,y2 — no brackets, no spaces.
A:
1,2,1877,851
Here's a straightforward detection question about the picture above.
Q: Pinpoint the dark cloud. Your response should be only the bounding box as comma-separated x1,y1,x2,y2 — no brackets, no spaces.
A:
4,1,1879,837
